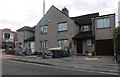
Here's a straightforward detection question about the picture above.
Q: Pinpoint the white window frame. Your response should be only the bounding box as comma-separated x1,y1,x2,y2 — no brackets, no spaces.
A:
58,39,68,48
96,18,110,29
40,25,48,34
81,25,90,32
58,22,67,31
40,40,48,49
87,39,92,46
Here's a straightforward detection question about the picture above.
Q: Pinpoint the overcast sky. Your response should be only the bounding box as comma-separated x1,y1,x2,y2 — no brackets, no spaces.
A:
0,0,119,31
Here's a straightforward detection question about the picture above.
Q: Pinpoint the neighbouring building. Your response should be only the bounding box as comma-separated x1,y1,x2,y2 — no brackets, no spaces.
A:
0,29,2,48
17,26,35,53
0,28,18,50
35,5,115,55
118,1,120,26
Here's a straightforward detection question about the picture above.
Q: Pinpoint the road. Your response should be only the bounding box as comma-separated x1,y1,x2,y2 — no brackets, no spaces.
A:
2,59,115,75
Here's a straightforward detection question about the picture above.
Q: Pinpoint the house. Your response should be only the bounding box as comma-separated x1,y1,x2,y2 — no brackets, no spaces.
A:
35,5,79,54
93,14,115,55
35,6,115,55
118,1,120,26
35,5,115,55
17,26,35,53
72,13,115,55
72,13,99,54
1,28,18,50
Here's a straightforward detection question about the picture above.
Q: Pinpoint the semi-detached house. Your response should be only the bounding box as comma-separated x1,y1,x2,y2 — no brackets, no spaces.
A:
35,5,79,55
34,5,115,55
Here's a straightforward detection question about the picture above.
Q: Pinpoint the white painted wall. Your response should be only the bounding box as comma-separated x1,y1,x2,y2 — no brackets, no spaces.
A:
30,42,35,53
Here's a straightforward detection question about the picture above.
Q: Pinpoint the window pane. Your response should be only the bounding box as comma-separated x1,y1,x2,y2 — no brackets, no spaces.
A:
97,18,110,28
40,40,48,49
81,25,90,32
40,26,48,33
58,39,68,48
87,39,92,46
58,22,67,31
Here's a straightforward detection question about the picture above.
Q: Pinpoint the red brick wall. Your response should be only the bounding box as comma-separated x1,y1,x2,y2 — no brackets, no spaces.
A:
0,29,2,46
1,28,18,48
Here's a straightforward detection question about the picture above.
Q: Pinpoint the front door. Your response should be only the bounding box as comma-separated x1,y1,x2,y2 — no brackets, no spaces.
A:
77,40,83,53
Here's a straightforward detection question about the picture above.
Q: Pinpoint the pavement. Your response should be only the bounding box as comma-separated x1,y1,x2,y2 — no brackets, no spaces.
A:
3,53,120,75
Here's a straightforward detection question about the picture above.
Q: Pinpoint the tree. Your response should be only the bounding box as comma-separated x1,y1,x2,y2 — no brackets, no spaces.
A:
114,33,120,54
113,27,120,63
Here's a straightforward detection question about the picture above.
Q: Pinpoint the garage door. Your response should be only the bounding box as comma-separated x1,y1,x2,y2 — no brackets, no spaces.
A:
96,39,114,55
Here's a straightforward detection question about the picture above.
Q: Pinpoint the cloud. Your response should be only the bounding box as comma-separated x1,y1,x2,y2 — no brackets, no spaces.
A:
0,0,119,31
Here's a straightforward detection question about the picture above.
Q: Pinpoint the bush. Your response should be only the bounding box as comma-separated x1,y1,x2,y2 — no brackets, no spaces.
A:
114,33,120,54
114,27,120,55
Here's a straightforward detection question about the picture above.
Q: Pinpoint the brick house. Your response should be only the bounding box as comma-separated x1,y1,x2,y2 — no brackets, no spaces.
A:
35,5,79,54
35,5,115,55
73,14,115,55
1,28,18,50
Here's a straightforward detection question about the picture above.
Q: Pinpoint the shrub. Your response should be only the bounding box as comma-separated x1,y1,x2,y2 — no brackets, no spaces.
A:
114,33,120,54
114,27,120,55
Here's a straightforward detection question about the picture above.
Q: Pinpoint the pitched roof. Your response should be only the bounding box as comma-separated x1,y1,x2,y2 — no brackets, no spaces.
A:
71,13,99,26
72,31,94,40
17,26,35,32
37,5,71,25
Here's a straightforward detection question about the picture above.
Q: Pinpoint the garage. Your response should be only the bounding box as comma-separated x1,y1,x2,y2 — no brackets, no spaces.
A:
96,39,114,55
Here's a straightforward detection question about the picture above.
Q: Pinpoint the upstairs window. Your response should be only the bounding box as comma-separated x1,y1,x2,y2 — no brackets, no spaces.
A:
3,33,10,38
81,25,90,32
58,22,67,32
40,25,48,34
97,18,110,29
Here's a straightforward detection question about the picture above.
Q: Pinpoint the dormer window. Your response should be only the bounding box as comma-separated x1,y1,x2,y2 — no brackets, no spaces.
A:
81,25,90,32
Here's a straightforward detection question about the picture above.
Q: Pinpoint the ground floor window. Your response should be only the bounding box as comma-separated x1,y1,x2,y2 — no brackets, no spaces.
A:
86,39,92,46
40,40,48,49
58,39,68,48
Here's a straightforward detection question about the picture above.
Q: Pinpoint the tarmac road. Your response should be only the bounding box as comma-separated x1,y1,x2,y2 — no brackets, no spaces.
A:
2,60,111,75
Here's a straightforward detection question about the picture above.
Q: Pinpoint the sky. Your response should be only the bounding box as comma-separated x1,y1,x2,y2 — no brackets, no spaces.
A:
0,0,119,31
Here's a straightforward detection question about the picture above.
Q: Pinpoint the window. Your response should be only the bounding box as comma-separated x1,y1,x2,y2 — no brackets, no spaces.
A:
10,33,14,39
40,40,48,49
58,39,68,48
3,33,10,38
81,25,90,32
58,22,67,31
97,18,110,28
87,39,92,46
40,25,48,34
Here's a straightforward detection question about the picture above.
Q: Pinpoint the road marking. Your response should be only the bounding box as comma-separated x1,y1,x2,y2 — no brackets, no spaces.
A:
7,60,118,75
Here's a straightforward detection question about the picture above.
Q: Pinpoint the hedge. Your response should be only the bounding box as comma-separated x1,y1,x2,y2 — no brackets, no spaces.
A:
114,33,120,54
114,27,120,55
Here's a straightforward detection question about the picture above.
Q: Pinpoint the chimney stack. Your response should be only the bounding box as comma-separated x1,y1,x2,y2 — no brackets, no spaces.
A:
62,7,69,16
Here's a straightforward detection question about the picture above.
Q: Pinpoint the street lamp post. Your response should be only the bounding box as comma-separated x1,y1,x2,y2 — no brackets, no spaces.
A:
42,0,45,58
